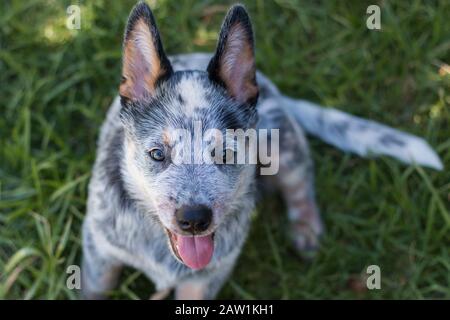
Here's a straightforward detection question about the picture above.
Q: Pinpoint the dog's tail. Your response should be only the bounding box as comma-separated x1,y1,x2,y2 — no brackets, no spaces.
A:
281,96,443,170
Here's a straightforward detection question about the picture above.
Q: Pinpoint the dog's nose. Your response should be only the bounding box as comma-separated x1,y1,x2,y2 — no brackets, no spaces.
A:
175,205,212,234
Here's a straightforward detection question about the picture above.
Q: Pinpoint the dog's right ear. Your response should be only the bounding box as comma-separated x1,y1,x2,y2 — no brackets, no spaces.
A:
120,2,173,103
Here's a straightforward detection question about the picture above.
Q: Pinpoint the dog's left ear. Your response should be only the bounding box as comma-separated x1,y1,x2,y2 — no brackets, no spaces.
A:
207,5,258,106
120,2,173,102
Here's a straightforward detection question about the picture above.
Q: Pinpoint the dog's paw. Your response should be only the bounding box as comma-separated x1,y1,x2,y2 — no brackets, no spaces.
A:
149,288,171,300
289,219,323,259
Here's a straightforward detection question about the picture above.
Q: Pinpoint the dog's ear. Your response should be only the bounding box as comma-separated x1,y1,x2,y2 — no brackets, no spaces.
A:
120,2,173,102
207,5,258,106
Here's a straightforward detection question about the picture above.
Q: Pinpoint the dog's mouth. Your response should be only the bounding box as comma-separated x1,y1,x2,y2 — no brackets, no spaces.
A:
166,229,215,270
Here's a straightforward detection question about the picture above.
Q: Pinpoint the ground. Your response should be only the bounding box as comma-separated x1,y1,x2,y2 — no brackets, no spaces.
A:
0,0,449,299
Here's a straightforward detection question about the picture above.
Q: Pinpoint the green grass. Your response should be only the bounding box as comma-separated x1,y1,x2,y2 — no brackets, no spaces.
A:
1,0,449,299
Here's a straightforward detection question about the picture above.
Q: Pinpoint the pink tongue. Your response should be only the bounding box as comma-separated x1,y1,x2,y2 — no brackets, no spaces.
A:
177,234,214,270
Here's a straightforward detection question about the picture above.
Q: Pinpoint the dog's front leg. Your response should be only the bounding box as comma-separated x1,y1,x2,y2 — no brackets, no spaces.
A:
175,277,223,300
175,264,234,300
175,280,209,300
81,221,123,299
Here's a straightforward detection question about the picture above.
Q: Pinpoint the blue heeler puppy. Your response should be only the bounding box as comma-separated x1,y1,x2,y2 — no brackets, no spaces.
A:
82,2,443,299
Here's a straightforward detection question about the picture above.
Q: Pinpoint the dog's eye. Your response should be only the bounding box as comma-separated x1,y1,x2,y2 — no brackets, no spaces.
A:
149,148,165,161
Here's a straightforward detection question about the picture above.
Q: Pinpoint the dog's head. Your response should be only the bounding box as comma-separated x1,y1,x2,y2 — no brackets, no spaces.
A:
118,2,258,270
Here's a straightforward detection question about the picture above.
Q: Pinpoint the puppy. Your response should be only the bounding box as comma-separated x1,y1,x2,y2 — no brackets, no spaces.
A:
81,2,442,299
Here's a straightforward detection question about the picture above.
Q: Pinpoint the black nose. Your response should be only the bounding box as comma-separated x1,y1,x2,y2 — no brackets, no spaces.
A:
175,205,212,234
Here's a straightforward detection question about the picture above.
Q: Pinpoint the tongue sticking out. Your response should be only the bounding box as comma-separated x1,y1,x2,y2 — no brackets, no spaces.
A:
177,234,214,270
